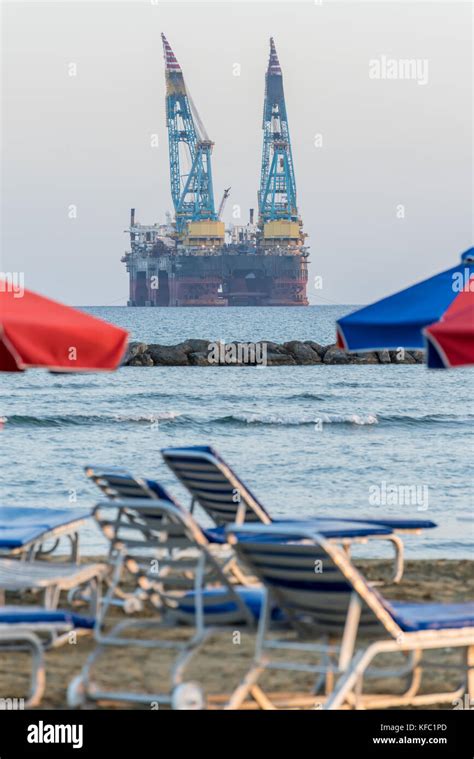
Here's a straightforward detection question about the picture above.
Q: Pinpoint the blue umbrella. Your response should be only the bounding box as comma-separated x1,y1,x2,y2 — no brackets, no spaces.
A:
336,248,474,352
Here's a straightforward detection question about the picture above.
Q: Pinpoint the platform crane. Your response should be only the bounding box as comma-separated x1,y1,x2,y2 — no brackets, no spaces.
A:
161,34,220,237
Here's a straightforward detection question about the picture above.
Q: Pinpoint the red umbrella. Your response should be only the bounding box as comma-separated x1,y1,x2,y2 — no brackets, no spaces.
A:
0,283,128,372
424,286,474,368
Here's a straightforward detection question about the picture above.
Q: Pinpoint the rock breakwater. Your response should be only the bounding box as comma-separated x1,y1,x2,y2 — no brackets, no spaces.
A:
123,340,425,366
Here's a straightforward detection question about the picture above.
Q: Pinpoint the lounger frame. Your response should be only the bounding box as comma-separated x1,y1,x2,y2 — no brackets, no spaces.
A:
0,559,107,616
225,523,474,710
0,516,88,563
73,498,258,708
161,446,438,584
0,619,88,707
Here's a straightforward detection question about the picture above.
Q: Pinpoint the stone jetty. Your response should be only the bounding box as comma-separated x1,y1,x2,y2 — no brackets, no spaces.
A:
123,340,425,366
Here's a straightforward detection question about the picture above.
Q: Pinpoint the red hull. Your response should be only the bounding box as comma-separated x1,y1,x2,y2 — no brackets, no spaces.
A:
125,252,309,307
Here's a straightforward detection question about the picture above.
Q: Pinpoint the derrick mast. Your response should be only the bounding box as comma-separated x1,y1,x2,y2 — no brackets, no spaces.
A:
161,34,221,238
259,38,302,246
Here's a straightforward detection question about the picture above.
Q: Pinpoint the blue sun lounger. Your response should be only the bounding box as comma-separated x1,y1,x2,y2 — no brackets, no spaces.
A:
161,445,437,582
68,496,263,709
86,465,394,543
85,465,399,608
84,466,227,546
0,606,94,706
86,461,426,584
161,446,437,533
0,506,91,561
225,523,474,710
0,507,106,630
0,509,99,706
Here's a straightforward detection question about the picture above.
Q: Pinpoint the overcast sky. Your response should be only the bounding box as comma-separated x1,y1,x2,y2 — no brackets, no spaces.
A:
2,1,472,305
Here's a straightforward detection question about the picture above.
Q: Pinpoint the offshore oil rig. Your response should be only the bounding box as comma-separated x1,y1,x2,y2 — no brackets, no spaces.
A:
122,35,309,306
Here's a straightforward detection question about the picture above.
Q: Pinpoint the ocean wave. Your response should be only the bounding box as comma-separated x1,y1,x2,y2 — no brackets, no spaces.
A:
2,381,104,391
115,411,181,423
214,412,379,426
332,382,376,389
3,409,468,430
286,392,328,401
2,411,181,428
379,413,471,426
130,391,187,401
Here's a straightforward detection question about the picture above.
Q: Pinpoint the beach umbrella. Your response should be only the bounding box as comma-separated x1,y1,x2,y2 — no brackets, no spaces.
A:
336,248,474,368
0,282,128,372
424,286,474,368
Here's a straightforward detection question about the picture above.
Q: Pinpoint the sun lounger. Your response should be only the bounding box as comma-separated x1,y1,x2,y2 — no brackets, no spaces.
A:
88,476,394,606
161,446,437,532
85,464,405,592
0,508,106,625
0,509,104,708
85,466,400,544
0,506,91,562
161,445,437,582
85,467,258,609
84,465,228,545
67,497,262,709
0,607,94,706
68,499,395,710
225,522,474,710
0,558,108,615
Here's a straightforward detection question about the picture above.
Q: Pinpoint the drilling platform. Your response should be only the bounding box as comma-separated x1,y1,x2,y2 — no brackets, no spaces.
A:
122,36,309,307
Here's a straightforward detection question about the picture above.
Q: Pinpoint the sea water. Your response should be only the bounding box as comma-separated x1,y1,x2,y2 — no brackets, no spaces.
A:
1,306,472,557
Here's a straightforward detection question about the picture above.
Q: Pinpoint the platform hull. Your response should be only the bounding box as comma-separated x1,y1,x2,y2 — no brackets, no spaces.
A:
124,252,308,307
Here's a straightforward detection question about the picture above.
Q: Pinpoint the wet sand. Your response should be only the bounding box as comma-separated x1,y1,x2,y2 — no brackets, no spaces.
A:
0,558,472,710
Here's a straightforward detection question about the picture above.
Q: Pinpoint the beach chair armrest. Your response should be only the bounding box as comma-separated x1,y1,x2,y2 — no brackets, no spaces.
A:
373,534,404,585
339,533,404,585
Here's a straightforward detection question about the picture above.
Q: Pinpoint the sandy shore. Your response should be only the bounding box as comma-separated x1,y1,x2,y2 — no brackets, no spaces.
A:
0,558,472,710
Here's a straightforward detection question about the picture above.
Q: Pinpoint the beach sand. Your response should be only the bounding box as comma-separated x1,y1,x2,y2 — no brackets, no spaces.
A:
1,558,472,710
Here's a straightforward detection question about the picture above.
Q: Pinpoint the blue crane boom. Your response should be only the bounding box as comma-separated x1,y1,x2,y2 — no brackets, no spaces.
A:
259,38,298,223
161,34,217,234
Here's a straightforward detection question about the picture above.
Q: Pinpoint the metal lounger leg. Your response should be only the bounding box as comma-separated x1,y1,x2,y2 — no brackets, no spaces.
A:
0,631,45,707
171,628,216,688
225,588,274,710
467,645,474,698
325,646,374,710
224,664,268,710
326,638,472,710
